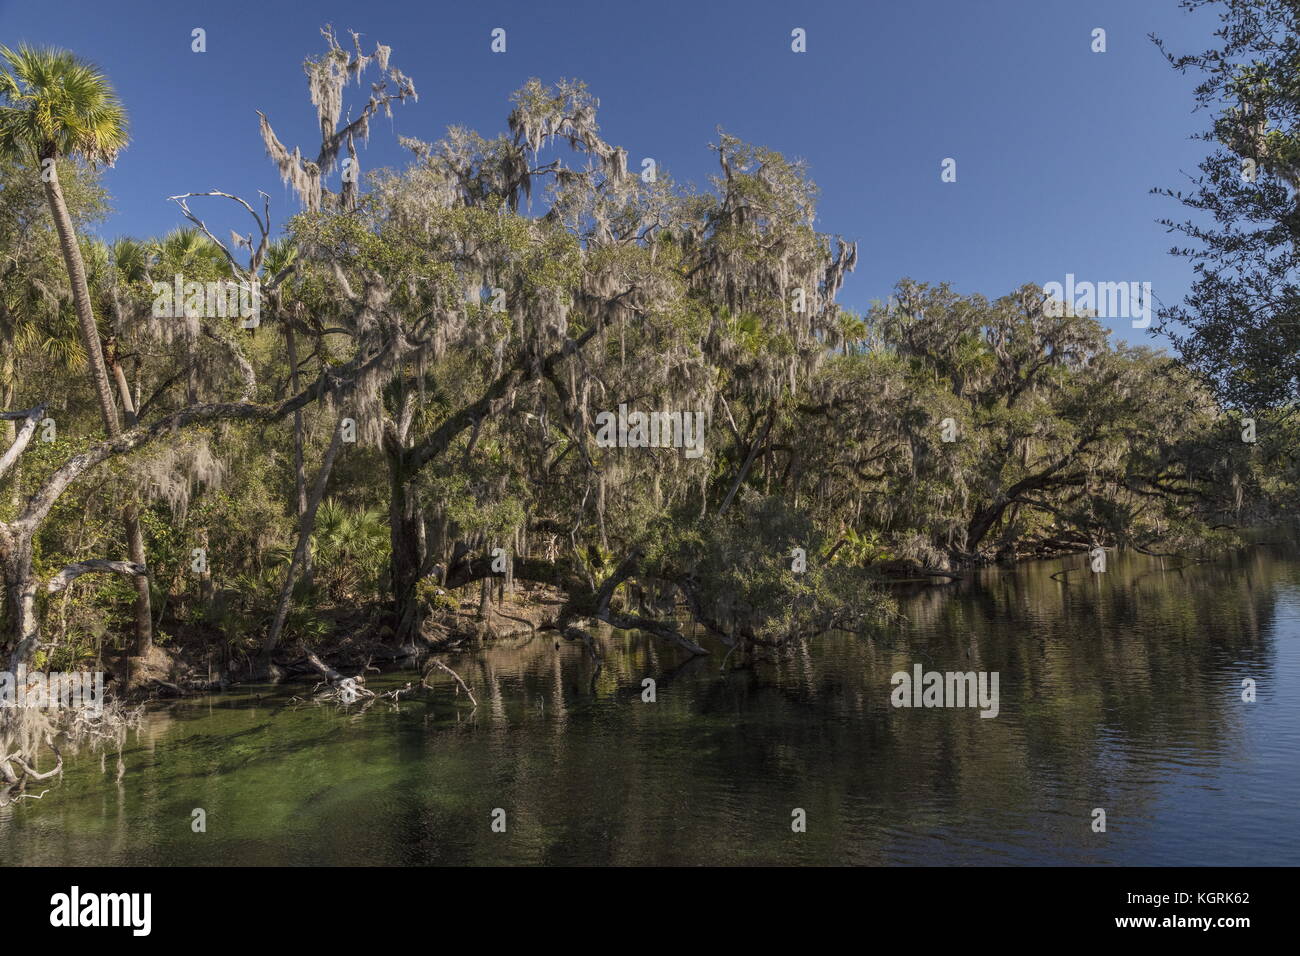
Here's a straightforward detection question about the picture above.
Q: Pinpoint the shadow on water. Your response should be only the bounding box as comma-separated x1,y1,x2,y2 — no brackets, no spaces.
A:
2,545,1297,865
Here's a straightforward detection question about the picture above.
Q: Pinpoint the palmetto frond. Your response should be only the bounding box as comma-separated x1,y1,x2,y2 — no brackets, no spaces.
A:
0,44,128,166
12,304,87,371
262,237,299,281
110,236,151,284
149,227,228,279
80,235,111,284
39,327,87,370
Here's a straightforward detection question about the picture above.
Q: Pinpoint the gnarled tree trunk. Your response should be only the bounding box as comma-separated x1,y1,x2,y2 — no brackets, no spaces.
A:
0,533,38,671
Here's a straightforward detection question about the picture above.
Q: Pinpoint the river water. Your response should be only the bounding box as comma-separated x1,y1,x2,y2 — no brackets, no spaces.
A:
2,546,1298,865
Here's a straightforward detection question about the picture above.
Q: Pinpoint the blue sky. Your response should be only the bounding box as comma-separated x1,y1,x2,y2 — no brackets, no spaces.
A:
0,0,1220,345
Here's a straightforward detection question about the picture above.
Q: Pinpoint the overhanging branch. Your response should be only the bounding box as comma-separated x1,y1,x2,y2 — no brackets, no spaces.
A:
0,403,46,480
46,560,148,594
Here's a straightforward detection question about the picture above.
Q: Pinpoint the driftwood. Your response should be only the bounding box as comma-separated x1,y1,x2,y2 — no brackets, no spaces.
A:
1,701,142,805
422,658,478,707
301,651,374,704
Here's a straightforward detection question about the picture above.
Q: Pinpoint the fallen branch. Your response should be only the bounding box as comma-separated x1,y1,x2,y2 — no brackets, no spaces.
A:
601,610,708,656
303,651,374,703
423,659,478,707
7,746,63,781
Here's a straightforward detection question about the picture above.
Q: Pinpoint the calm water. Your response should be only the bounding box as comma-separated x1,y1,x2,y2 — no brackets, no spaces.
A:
3,546,1298,866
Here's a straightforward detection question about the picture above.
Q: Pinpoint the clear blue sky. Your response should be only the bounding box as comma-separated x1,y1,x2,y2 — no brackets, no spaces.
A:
1,0,1221,345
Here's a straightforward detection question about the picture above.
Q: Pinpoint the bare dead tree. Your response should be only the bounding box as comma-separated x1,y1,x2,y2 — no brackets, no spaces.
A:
257,25,417,213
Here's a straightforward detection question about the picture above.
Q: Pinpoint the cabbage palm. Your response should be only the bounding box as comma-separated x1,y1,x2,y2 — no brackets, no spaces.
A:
149,227,227,280
0,45,153,652
0,44,127,433
88,236,150,422
108,236,151,284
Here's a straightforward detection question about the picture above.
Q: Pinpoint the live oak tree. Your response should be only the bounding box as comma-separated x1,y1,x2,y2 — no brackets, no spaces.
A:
0,267,401,670
1154,0,1300,410
276,67,877,651
788,281,1262,566
1,24,1291,690
264,34,1276,655
0,154,385,671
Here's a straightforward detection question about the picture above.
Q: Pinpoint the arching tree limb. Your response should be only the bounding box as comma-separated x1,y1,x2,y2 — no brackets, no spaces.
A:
46,559,147,594
0,404,45,481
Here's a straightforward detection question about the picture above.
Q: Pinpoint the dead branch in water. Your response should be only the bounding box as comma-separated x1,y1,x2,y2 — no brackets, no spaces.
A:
422,659,478,707
302,651,376,704
0,700,142,806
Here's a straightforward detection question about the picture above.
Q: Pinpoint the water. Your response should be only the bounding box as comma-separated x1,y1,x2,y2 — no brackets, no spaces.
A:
3,546,1298,865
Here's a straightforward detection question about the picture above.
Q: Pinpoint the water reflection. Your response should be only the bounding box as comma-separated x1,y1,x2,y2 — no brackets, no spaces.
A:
2,546,1297,865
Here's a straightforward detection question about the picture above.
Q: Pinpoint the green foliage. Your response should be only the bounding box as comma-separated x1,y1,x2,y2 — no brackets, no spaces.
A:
306,499,388,601
0,43,129,165
0,40,1291,675
1154,0,1300,409
646,493,895,642
415,577,459,612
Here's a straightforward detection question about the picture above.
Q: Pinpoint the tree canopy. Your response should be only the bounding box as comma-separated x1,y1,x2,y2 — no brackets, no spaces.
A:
0,24,1291,695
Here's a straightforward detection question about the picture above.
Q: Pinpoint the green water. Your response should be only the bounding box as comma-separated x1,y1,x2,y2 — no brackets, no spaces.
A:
3,546,1298,865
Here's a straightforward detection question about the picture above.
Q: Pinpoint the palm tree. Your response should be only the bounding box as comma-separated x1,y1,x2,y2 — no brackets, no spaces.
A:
0,45,154,653
85,236,146,424
149,227,226,277
0,44,127,432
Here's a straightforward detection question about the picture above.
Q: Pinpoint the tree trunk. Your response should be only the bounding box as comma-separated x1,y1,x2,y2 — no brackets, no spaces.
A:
43,164,154,655
1,534,39,671
262,419,344,658
719,403,775,516
123,509,151,652
1,371,17,512
285,319,312,586
42,167,119,437
111,356,153,654
387,449,423,643
965,504,1004,555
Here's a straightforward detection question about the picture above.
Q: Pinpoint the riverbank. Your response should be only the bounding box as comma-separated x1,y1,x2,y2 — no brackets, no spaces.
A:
5,545,1296,865
108,540,1261,702
110,579,571,700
